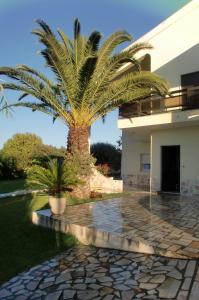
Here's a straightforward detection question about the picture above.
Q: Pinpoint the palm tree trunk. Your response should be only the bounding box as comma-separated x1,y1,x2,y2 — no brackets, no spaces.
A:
67,125,90,154
67,125,91,198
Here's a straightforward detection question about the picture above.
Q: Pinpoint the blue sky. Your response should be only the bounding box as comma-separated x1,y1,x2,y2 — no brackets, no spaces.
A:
0,0,188,148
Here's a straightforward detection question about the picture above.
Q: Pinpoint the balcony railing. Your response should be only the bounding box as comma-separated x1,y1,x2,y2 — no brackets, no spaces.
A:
119,86,199,118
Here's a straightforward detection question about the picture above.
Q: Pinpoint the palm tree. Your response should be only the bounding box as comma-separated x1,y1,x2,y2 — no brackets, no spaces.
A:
0,19,168,195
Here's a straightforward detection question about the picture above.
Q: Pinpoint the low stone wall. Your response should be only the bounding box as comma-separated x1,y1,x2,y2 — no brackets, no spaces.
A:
123,174,150,192
0,170,123,199
32,208,196,259
32,209,155,256
90,168,123,193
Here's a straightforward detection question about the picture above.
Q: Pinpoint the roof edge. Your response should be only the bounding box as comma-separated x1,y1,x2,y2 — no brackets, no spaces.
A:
126,0,199,49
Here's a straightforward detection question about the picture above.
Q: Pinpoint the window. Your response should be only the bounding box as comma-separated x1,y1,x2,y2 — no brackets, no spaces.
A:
140,153,150,172
181,71,199,87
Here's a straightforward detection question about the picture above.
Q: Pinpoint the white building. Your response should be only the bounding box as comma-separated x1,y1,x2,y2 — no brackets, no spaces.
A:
118,0,199,195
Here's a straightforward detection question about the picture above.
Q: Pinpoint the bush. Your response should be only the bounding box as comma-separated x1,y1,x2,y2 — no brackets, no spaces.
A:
66,149,96,178
91,142,121,172
0,155,20,180
1,133,65,178
1,133,43,175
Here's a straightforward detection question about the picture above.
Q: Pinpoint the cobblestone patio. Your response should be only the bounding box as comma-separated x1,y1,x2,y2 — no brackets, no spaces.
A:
0,246,198,300
33,193,199,259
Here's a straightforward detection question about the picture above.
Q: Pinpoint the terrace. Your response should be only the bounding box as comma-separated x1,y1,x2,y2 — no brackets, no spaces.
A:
33,192,199,260
119,85,199,119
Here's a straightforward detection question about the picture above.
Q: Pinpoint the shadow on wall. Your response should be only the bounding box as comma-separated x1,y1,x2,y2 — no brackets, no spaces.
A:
155,43,199,87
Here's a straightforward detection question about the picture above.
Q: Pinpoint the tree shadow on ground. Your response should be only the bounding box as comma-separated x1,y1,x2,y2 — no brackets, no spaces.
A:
138,193,199,237
0,193,77,284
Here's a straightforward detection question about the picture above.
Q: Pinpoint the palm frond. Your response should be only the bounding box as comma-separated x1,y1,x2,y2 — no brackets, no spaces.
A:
74,18,81,39
1,81,73,124
98,31,132,64
0,95,12,116
16,65,54,87
87,31,102,52
33,19,78,105
126,42,153,55
78,56,98,101
89,71,168,123
82,49,141,106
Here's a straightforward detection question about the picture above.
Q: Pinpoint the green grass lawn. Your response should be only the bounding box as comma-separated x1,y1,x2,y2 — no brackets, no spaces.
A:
0,178,43,194
0,178,28,193
0,191,127,284
0,193,77,284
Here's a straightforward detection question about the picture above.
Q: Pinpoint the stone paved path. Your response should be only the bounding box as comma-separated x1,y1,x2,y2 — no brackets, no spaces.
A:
33,193,199,258
0,246,198,300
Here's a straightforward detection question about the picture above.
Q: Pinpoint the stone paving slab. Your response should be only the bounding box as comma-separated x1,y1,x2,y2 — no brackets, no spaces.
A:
33,193,199,259
0,246,198,300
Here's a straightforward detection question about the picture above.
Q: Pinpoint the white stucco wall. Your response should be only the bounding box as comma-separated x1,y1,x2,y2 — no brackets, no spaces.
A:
122,130,150,190
122,0,199,90
151,1,199,89
155,43,199,89
151,126,199,195
127,0,199,85
149,2,199,74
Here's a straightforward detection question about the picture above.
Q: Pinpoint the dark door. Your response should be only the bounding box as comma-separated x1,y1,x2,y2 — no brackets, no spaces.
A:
161,146,180,193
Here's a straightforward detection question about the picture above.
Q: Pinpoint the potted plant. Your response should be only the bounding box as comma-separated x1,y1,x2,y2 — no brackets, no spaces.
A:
27,157,81,214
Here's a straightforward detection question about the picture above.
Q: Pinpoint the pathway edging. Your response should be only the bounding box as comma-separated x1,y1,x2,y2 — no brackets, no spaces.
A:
0,189,44,199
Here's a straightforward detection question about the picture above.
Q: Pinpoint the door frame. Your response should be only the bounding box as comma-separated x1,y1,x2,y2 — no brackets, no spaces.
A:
161,145,180,193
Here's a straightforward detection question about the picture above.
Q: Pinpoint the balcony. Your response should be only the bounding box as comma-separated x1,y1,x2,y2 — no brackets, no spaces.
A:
119,86,199,119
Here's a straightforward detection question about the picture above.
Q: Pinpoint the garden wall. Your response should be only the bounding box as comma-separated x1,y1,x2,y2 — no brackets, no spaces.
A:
90,168,123,193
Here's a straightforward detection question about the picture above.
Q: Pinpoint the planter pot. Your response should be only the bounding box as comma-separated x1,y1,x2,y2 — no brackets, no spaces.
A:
49,196,67,215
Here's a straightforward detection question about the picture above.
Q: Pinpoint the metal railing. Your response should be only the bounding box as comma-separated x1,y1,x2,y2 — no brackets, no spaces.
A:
119,86,199,118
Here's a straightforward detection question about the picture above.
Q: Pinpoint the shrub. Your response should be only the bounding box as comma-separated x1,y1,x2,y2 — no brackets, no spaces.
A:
91,142,121,171
66,149,96,178
1,133,65,177
0,155,19,179
1,133,43,175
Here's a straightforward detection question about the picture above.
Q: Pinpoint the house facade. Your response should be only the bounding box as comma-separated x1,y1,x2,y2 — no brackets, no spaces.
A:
118,0,199,195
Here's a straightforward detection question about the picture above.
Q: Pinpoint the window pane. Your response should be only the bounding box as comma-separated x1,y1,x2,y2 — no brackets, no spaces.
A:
140,153,150,172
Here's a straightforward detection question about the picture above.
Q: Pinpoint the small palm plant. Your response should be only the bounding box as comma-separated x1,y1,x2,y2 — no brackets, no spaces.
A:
27,158,81,214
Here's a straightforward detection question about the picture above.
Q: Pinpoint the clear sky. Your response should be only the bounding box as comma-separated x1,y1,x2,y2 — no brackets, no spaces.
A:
0,0,188,148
